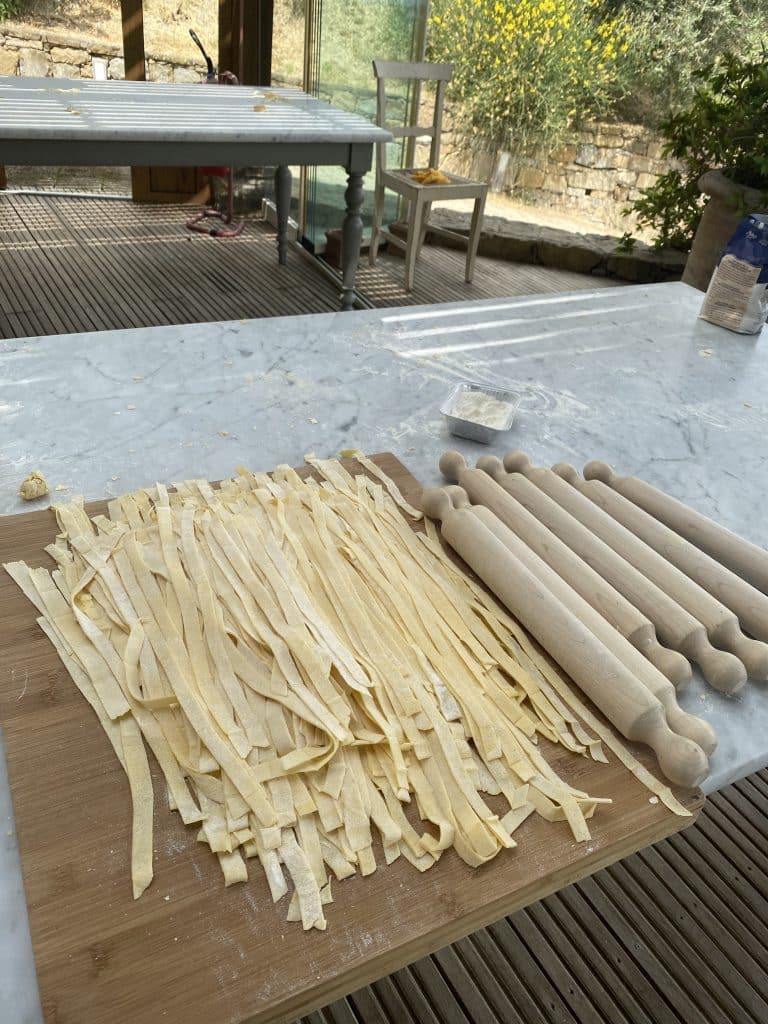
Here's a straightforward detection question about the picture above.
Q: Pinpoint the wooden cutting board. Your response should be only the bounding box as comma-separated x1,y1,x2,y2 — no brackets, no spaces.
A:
0,453,702,1024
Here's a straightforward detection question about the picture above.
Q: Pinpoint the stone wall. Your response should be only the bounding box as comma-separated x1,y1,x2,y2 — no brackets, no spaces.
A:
0,22,202,82
430,110,672,232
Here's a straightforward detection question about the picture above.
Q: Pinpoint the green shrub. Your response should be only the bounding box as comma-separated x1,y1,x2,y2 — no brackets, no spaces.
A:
0,0,20,18
428,0,631,153
611,0,768,123
626,51,768,251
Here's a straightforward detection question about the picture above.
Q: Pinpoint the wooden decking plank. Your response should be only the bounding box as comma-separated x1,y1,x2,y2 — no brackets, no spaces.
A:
345,984,390,1024
431,945,501,1024
525,898,641,1024
388,966,444,1024
639,843,768,1001
509,906,613,1024
652,835,768,959
694,803,768,898
552,884,673,1023
34,197,173,329
487,918,577,1024
588,868,737,1024
664,827,768,945
575,873,713,1024
712,783,768,850
312,997,359,1024
407,957,474,1024
3,234,94,335
450,935,529,1024
619,852,768,1021
368,975,419,1024
0,251,59,336
465,927,555,1024
8,195,111,333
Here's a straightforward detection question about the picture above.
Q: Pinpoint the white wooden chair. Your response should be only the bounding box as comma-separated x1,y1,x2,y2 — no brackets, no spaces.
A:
369,60,488,292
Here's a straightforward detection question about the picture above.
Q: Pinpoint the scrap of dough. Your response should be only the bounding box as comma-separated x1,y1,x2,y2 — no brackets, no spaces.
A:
18,471,49,501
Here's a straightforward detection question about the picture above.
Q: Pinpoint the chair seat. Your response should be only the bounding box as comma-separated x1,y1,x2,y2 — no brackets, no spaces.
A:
382,167,487,201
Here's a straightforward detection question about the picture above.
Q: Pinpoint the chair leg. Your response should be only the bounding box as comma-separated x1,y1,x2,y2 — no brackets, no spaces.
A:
465,190,487,283
417,200,432,257
404,194,426,292
369,183,385,266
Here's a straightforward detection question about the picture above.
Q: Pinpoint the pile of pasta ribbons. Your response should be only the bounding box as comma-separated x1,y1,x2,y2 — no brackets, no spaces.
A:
5,454,689,929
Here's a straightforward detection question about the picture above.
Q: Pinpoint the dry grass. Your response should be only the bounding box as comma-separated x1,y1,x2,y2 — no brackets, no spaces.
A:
14,0,304,76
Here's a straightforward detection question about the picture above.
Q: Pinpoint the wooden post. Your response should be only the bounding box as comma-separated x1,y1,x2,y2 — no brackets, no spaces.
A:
120,0,147,82
219,0,273,86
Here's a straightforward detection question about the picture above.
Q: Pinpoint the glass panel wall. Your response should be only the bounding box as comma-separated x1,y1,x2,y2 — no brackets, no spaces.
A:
302,0,428,251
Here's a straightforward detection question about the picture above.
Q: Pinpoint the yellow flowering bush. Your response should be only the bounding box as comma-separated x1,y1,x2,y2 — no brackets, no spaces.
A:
428,0,630,151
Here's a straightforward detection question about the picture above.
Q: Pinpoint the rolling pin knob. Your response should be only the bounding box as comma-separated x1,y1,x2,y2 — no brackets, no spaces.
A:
715,622,768,680
421,488,454,521
641,642,693,691
663,704,718,757
684,633,747,694
551,462,581,485
444,484,471,510
583,460,619,485
640,714,709,789
439,450,470,482
476,454,506,480
503,451,534,475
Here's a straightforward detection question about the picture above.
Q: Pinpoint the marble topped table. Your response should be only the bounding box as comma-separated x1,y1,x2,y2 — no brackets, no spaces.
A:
1,280,767,1021
0,76,392,310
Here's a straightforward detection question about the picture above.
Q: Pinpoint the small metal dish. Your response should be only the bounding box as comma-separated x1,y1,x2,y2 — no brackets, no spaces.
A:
440,381,521,444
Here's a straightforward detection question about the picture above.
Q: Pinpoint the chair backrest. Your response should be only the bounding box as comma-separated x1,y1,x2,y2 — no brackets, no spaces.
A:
371,60,454,173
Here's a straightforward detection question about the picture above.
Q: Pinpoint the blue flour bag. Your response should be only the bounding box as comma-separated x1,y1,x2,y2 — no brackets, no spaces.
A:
699,213,768,334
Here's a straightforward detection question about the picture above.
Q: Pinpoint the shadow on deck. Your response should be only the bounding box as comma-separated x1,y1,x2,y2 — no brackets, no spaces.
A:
0,194,621,339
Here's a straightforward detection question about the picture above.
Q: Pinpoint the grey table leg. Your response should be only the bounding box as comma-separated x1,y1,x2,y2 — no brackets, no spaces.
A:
274,164,291,265
340,169,364,311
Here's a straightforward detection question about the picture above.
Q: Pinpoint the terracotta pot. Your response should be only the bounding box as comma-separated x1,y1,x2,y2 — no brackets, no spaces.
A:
682,169,766,291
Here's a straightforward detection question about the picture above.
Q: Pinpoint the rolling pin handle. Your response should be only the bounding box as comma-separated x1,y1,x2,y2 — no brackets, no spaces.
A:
642,715,709,789
439,450,469,481
583,460,619,485
551,462,581,485
685,633,747,694
421,487,454,522
444,485,471,510
643,642,693,691
476,454,506,480
503,451,534,475
663,705,718,757
716,623,768,680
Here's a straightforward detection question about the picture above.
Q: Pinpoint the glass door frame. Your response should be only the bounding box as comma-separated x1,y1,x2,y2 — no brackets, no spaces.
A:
298,0,430,251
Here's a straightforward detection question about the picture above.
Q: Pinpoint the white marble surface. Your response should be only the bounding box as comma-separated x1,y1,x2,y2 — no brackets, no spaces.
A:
0,76,391,145
1,280,767,1021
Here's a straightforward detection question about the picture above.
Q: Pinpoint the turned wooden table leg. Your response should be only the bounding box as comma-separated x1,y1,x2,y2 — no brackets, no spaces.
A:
274,164,292,266
340,169,364,312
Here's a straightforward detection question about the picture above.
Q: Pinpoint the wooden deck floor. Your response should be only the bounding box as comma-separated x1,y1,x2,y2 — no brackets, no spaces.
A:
304,769,768,1024
0,194,620,338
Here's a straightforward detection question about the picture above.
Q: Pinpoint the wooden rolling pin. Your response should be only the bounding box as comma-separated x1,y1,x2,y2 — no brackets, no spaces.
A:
584,460,768,595
444,484,716,757
561,465,768,644
439,451,691,689
478,455,746,693
536,456,768,681
420,487,709,788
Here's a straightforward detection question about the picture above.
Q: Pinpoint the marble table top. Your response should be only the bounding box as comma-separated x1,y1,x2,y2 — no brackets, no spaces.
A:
1,280,767,1021
0,76,392,146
